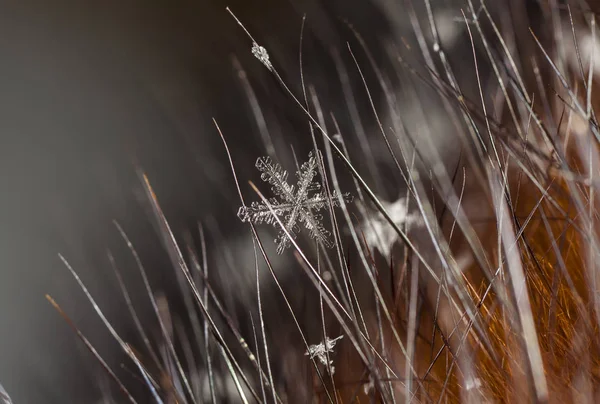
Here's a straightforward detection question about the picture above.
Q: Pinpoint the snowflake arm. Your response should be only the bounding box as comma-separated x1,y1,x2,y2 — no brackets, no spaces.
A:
255,156,295,202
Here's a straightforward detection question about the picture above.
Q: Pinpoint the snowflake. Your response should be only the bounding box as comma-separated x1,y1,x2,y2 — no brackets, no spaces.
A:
238,151,352,254
363,197,423,258
251,42,272,71
305,335,343,375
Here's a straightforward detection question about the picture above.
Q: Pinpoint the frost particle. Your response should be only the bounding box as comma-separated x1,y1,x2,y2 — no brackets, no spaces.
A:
305,335,343,375
252,42,272,71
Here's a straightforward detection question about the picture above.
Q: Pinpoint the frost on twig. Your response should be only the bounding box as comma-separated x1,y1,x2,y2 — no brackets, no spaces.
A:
305,335,343,375
363,197,423,258
252,42,272,71
238,151,353,254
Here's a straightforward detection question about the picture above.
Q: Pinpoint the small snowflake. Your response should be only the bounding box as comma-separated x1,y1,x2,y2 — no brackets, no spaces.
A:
305,335,343,375
252,42,272,71
363,197,423,258
238,151,352,254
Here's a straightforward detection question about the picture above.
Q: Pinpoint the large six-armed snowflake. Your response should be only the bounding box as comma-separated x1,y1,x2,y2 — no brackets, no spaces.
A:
237,151,353,254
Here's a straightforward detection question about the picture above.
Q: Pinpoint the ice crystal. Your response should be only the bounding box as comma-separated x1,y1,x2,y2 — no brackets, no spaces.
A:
238,151,352,254
364,197,423,258
251,42,272,71
305,335,343,375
